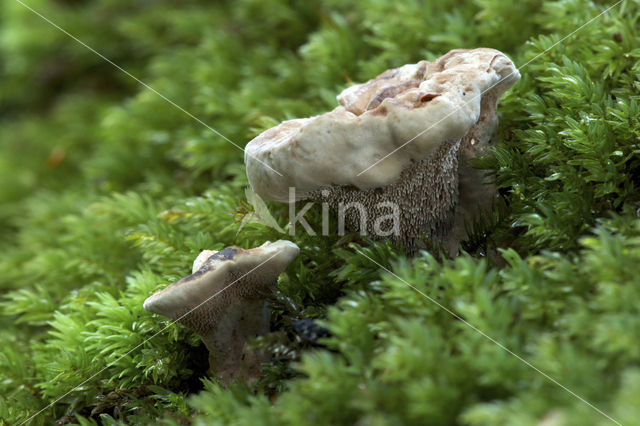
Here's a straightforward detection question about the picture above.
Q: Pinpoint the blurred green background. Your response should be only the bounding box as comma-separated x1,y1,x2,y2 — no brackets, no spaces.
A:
1,0,639,424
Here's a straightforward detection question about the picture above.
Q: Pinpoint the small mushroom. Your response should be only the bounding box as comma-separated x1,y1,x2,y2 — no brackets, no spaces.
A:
244,48,519,254
143,240,300,384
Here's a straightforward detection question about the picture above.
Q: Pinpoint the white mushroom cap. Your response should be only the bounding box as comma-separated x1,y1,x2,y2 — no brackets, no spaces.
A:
245,48,520,202
143,240,300,320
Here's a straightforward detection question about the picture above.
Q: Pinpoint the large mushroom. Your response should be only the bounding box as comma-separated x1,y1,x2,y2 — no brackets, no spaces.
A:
143,240,299,384
244,48,519,254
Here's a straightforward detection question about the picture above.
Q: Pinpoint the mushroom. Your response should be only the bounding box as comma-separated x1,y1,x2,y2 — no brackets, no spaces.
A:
244,48,520,254
143,240,300,384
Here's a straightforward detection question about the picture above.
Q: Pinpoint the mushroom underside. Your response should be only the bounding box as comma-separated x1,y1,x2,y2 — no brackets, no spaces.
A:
309,138,460,253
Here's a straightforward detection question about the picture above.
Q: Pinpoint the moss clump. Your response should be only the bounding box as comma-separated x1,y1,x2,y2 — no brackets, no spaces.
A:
1,0,639,424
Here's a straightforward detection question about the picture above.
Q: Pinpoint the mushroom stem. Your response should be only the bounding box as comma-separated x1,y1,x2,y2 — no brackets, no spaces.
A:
198,298,270,384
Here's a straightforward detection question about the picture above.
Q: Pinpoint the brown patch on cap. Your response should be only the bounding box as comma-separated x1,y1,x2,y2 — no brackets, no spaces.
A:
366,80,420,111
207,247,239,262
368,106,388,116
163,247,241,291
486,54,500,73
419,93,441,103
434,48,471,71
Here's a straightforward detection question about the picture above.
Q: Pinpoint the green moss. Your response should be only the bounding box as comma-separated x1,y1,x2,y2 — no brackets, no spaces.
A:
1,0,639,424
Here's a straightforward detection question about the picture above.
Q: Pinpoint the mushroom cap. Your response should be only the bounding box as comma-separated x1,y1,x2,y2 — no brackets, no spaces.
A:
244,48,520,202
143,240,299,319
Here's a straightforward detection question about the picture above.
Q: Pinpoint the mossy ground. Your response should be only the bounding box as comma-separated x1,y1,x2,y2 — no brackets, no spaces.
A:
1,0,639,425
